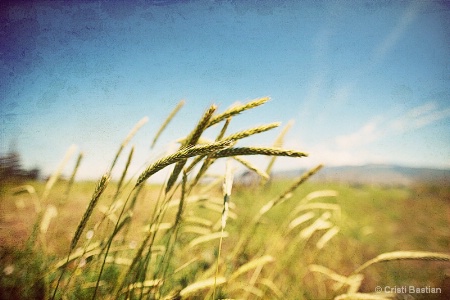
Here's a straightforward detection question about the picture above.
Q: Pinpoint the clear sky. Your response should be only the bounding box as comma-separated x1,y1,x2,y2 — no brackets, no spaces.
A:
1,0,449,181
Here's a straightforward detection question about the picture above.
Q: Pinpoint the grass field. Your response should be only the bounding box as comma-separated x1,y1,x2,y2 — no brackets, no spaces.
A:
1,98,449,299
1,179,448,299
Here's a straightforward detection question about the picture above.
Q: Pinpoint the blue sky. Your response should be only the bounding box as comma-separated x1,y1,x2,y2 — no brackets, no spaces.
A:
1,0,449,180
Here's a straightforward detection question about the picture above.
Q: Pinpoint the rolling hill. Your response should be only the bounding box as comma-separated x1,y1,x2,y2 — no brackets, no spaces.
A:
274,164,450,186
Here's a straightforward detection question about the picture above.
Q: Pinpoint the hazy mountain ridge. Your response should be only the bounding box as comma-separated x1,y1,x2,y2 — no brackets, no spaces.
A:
274,164,450,186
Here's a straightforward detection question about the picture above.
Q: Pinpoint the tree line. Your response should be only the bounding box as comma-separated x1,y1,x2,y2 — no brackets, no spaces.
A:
0,150,40,182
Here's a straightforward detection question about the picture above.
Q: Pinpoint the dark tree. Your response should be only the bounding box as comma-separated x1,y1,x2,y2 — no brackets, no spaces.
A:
0,143,41,182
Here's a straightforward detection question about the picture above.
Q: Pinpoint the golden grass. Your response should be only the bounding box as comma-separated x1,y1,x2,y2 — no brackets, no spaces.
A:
2,98,448,300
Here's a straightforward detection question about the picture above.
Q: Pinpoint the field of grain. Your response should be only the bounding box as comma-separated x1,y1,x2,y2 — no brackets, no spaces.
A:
1,99,449,300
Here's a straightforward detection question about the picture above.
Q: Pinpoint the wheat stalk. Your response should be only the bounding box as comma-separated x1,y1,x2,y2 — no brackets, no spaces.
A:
64,151,83,201
233,156,270,180
12,185,41,213
123,117,149,147
30,145,77,254
42,144,77,201
43,99,381,299
110,117,148,172
51,173,110,300
208,97,270,127
135,140,233,188
186,104,217,146
221,122,280,142
166,105,217,192
265,120,294,178
217,117,231,139
70,173,110,251
259,164,323,216
212,146,307,158
213,160,234,298
230,164,323,261
113,146,134,200
159,171,188,289
40,205,58,235
184,118,231,190
151,100,185,148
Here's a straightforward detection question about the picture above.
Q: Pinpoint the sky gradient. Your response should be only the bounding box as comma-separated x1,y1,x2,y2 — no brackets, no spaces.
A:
1,0,449,180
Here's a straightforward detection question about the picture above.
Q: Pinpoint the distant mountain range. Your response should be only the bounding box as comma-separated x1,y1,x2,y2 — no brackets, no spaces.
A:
274,164,450,186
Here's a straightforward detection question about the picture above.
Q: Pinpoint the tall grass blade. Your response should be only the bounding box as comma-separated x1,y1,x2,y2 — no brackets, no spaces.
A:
114,146,134,200
308,264,349,283
299,190,339,205
259,164,323,216
12,185,40,213
229,255,274,281
217,117,231,140
353,251,450,274
188,231,229,248
110,116,148,172
40,205,58,235
316,226,340,249
231,164,323,261
151,100,185,148
233,156,270,180
287,212,316,232
213,160,234,298
265,120,294,178
221,160,234,229
159,172,188,291
179,277,227,298
64,151,83,202
298,212,332,240
292,203,341,216
42,144,77,201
